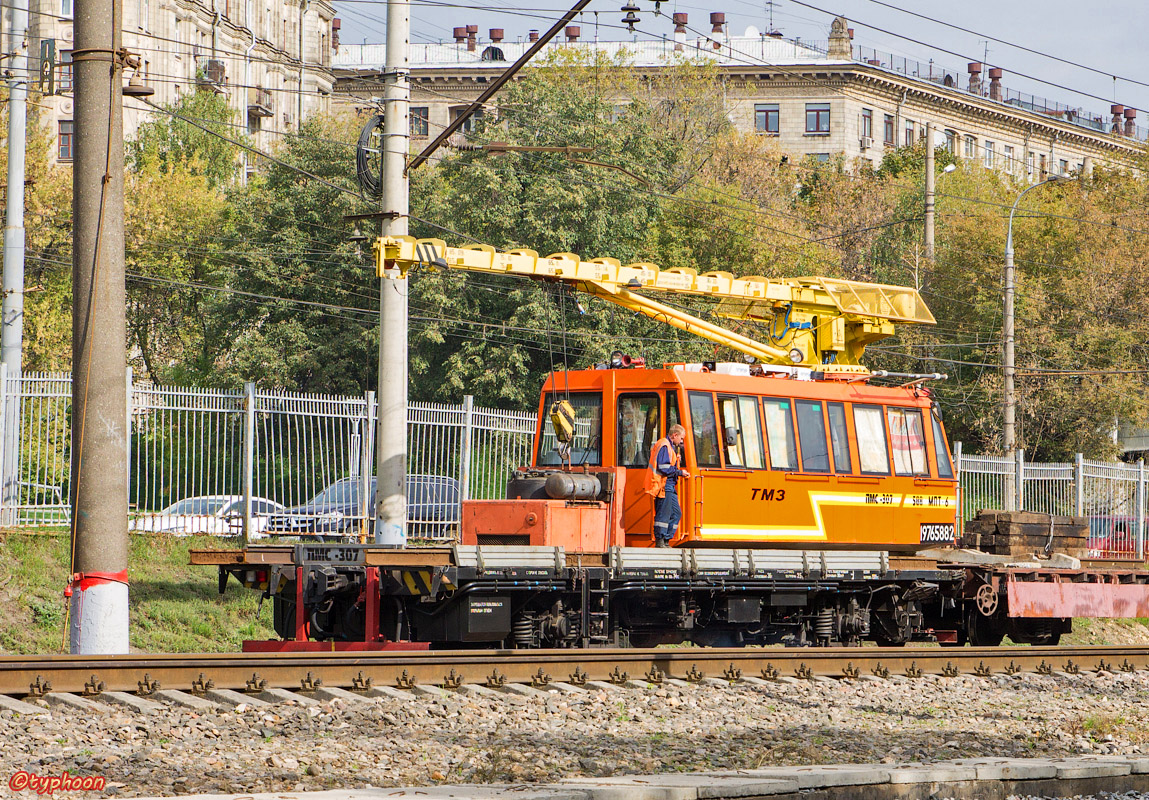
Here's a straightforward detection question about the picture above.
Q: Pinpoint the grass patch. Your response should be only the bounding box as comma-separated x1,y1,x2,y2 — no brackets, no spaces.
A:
0,532,274,654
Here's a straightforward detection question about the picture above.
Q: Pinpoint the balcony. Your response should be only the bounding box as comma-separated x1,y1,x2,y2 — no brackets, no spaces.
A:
247,86,274,118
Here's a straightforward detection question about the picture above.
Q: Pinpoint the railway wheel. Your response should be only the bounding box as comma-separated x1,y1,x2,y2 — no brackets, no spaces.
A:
966,608,1005,647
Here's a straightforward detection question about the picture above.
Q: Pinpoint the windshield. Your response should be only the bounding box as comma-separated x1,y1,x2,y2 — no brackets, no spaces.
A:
308,480,360,505
536,392,603,466
162,497,229,516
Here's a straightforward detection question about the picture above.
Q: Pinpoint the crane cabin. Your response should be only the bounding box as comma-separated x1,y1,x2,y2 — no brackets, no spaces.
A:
528,362,957,552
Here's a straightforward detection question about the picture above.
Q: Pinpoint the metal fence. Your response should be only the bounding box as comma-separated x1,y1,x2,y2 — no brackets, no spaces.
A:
956,444,1146,559
0,371,537,541
4,372,1146,557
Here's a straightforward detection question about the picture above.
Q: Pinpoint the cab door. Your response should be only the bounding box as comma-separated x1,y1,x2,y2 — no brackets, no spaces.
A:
617,392,663,540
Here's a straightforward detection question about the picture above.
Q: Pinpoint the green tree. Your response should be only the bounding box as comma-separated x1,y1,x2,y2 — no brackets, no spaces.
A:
129,90,240,187
205,112,378,393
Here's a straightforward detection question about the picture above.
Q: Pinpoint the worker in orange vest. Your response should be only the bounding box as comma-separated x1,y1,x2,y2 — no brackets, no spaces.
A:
645,424,690,547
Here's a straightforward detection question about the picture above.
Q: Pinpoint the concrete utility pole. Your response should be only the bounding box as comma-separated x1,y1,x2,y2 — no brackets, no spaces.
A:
1003,174,1071,457
1,0,29,527
923,122,935,261
375,0,409,546
69,0,130,652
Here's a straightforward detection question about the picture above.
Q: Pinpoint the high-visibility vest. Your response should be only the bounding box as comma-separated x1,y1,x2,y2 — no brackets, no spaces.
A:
644,437,678,498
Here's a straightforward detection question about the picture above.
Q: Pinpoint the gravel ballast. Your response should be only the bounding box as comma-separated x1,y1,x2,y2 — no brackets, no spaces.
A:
4,669,1149,797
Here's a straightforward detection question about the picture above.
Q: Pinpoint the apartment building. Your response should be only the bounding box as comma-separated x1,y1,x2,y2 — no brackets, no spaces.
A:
27,0,339,167
332,15,1144,175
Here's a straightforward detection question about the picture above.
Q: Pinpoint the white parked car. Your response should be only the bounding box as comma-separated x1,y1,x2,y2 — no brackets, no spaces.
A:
129,495,286,536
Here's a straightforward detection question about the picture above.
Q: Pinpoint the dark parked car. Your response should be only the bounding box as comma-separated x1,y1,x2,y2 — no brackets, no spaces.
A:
264,475,461,539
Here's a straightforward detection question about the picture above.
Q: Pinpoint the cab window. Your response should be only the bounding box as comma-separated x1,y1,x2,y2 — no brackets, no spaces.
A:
617,393,660,467
932,413,955,479
853,405,890,475
827,402,852,474
537,392,602,466
667,391,681,432
795,400,830,472
888,407,929,476
688,392,721,467
717,395,766,469
762,398,798,471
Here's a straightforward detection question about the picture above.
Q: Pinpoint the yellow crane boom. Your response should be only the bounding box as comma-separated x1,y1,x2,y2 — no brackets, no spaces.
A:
375,236,935,373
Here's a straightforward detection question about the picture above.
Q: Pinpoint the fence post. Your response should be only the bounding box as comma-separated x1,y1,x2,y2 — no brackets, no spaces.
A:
1074,453,1084,517
0,362,8,526
1138,459,1146,561
242,382,255,545
125,367,132,516
1014,449,1025,512
459,395,474,529
360,390,375,542
953,440,962,536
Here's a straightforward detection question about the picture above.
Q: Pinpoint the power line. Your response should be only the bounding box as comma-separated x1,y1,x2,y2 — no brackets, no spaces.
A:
786,0,1146,115
856,0,1149,93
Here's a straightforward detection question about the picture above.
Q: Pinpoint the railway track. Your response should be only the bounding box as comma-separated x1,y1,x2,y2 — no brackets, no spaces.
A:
5,645,1149,701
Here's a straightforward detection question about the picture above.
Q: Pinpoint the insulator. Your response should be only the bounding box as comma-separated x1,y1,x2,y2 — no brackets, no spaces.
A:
620,2,640,31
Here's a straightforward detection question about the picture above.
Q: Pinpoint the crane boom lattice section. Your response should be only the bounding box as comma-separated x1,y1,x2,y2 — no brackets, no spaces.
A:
376,236,934,371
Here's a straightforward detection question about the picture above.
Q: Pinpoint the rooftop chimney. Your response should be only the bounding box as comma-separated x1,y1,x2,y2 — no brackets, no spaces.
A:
827,15,851,59
1112,104,1125,134
565,25,580,42
709,12,725,50
489,28,504,43
528,29,539,42
1125,107,1137,137
331,17,340,30
673,12,687,51
988,67,1003,101
452,26,467,43
466,23,478,51
967,61,982,95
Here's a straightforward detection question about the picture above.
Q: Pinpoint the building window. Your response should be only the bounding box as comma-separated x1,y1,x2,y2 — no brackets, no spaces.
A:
451,107,484,134
943,129,956,153
963,134,976,158
1059,158,1069,175
1026,151,1035,176
883,114,895,145
805,103,830,134
1004,144,1015,169
138,0,149,29
754,103,779,134
983,140,994,167
860,108,872,139
410,106,429,137
813,153,831,162
58,50,73,91
904,119,914,145
58,120,73,161
59,0,72,16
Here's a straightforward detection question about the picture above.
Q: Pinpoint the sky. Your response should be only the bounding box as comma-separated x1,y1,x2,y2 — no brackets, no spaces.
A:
332,0,1149,120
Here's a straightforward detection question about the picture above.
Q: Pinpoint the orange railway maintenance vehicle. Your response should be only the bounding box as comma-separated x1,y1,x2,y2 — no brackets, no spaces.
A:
196,237,1149,650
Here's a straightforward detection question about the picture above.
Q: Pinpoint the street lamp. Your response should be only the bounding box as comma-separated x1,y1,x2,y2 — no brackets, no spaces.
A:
1003,173,1074,454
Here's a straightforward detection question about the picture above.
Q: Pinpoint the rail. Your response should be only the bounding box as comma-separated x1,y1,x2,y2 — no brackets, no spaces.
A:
4,646,1149,698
